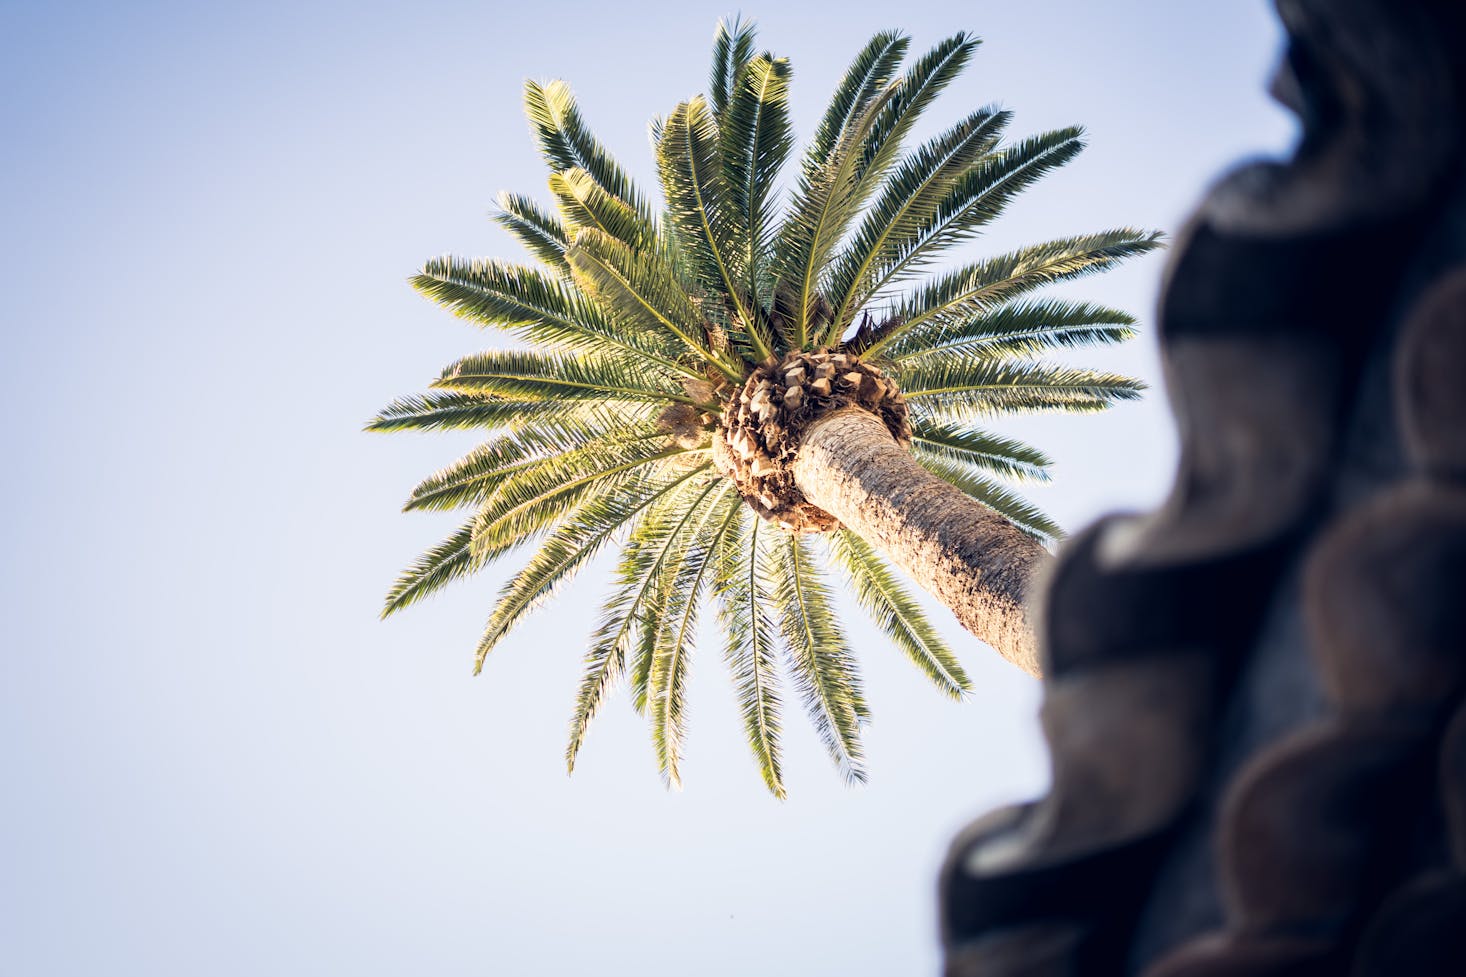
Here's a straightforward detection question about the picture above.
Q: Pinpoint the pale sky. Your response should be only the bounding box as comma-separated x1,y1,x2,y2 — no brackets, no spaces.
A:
1,2,1294,974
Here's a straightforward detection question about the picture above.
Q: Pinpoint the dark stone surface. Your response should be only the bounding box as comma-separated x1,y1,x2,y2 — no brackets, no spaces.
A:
938,1,1466,973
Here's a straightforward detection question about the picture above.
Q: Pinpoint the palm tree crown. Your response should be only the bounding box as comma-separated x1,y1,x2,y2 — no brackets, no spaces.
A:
372,19,1161,797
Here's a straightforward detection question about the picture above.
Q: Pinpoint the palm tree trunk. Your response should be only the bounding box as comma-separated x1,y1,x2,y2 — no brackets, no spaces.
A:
791,407,1048,676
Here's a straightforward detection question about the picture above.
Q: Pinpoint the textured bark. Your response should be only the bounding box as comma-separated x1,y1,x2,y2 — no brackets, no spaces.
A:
791,407,1048,676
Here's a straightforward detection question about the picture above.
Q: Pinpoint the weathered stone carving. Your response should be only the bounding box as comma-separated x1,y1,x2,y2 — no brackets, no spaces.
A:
938,1,1466,972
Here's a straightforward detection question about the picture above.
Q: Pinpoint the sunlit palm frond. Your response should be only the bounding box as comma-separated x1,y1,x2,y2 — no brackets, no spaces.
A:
769,532,867,783
847,129,1090,348
719,53,793,317
708,16,758,121
650,492,744,786
827,105,1009,331
909,419,1052,482
366,391,575,433
405,417,663,513
523,78,648,217
832,34,979,277
494,192,570,273
826,530,970,698
381,519,480,618
471,464,715,673
658,96,764,353
777,84,900,346
566,477,729,772
899,357,1145,419
714,513,786,797
884,229,1164,346
434,348,688,405
411,255,691,369
888,299,1137,362
566,228,742,379
468,436,701,559
804,31,907,175
550,167,656,251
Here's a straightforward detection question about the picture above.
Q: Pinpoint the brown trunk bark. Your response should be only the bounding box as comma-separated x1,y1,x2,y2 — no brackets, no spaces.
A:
791,407,1048,676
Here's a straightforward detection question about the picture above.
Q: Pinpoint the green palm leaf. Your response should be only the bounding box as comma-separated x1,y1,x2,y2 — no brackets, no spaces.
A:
566,228,742,380
885,229,1164,344
776,83,900,346
549,167,655,250
826,105,1009,331
909,419,1053,482
523,78,647,216
658,96,768,356
826,530,970,697
471,464,715,673
567,478,729,771
899,357,1145,418
381,519,480,618
434,348,689,405
770,533,867,783
366,391,573,433
411,255,693,372
468,437,699,559
650,494,743,786
405,420,662,513
494,192,570,273
719,53,794,316
804,31,907,174
847,128,1091,352
714,514,786,798
708,16,758,121
889,299,1137,362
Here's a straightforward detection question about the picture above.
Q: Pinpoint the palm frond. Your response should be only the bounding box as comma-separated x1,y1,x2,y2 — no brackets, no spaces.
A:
566,228,742,380
494,192,570,273
880,229,1164,349
658,96,767,356
720,53,794,320
434,348,689,405
769,532,867,783
471,464,714,673
549,167,655,250
566,478,730,772
405,418,662,513
709,16,758,120
804,31,908,174
650,494,743,787
381,519,480,618
826,106,1009,331
849,128,1094,354
714,514,786,797
366,391,574,433
410,255,693,373
468,437,700,559
776,82,900,347
888,299,1136,362
523,78,647,216
909,419,1052,482
899,357,1145,418
838,32,978,236
826,530,970,697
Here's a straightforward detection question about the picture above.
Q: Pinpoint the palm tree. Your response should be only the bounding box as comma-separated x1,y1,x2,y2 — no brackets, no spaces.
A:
372,19,1160,796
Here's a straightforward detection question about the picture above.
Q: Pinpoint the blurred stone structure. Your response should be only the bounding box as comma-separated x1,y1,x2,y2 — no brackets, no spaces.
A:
937,1,1466,973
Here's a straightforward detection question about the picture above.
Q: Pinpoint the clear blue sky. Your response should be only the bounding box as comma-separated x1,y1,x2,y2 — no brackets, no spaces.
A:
1,2,1293,974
